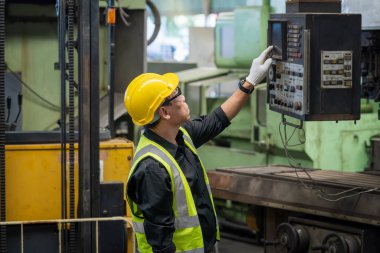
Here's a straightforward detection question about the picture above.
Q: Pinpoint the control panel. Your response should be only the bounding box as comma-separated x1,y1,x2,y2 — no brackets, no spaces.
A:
267,13,361,121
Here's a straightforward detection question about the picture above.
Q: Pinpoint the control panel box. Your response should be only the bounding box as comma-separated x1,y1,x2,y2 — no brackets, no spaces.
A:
267,13,361,121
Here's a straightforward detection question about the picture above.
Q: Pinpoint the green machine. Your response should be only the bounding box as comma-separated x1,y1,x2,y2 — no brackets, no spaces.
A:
175,1,380,245
5,0,148,133
177,2,380,173
176,3,272,168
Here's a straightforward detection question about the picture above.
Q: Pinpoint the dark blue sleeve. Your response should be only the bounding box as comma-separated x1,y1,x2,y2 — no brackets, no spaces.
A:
127,158,176,253
182,106,231,148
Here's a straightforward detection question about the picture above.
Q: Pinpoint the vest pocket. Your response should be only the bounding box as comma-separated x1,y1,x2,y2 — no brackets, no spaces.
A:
173,225,204,252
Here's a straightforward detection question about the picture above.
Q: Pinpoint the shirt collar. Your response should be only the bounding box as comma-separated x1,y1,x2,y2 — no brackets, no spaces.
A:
143,127,185,157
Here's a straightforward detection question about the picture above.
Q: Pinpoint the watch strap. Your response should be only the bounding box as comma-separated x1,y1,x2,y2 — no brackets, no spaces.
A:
238,79,254,94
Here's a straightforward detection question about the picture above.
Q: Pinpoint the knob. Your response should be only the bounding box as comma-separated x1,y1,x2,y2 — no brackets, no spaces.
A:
294,101,302,111
269,64,276,82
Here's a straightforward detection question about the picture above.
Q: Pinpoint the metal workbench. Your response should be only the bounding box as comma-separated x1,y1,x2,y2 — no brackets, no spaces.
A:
208,165,380,226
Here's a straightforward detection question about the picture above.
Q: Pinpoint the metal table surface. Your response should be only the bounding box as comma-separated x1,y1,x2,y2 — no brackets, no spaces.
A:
208,165,380,226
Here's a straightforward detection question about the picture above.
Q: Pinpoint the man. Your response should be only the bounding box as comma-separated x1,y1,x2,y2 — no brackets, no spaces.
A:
124,46,273,253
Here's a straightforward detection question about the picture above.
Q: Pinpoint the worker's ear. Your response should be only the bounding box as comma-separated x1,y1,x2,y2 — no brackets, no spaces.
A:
158,106,171,120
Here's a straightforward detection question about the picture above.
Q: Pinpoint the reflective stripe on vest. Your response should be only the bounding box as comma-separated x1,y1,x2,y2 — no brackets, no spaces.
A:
129,140,205,252
133,215,200,234
181,128,220,235
132,144,191,218
181,133,215,196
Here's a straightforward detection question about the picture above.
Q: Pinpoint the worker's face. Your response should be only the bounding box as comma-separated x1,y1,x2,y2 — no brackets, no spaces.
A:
161,87,190,123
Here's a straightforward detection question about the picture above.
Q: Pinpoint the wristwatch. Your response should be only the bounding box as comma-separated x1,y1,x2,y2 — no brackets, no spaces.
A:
238,79,254,94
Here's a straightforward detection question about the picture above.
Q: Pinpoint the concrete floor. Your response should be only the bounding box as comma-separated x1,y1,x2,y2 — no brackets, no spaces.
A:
217,237,264,253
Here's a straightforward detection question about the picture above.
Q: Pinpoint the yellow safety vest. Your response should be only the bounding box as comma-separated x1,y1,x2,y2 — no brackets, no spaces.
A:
126,127,220,253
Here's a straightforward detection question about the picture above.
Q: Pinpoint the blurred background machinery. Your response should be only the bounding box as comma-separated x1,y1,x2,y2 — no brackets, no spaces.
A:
1,0,380,252
0,0,148,252
200,1,380,253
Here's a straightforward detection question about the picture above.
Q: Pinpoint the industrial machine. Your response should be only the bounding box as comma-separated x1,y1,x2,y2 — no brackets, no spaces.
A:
178,1,380,173
267,13,361,121
176,2,274,171
205,1,380,252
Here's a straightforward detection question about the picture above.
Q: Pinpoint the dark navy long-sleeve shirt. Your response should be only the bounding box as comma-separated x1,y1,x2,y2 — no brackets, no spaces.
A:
127,106,230,253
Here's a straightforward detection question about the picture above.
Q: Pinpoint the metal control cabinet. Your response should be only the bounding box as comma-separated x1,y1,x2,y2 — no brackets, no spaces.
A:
267,13,361,121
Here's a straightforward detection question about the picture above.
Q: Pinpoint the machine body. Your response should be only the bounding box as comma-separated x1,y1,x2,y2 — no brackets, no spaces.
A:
267,13,361,121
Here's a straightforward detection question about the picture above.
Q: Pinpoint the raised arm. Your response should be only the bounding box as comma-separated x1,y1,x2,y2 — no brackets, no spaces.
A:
221,46,273,121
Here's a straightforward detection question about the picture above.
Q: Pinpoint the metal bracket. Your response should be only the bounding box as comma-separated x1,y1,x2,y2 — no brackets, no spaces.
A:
282,114,304,129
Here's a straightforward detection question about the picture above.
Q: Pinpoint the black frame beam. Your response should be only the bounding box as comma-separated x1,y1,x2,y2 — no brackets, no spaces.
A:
78,0,100,252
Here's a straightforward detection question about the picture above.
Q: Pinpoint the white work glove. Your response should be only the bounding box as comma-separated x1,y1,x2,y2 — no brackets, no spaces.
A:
246,46,273,86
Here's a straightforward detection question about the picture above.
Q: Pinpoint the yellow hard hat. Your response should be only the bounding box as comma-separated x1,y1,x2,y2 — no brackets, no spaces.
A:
124,72,179,126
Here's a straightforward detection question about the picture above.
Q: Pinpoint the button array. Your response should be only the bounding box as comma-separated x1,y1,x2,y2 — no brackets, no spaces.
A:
321,51,353,88
287,24,303,59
